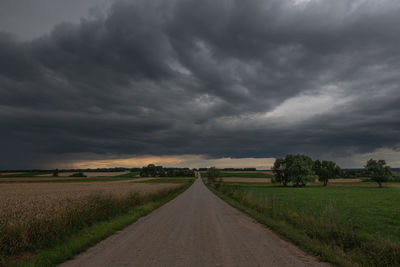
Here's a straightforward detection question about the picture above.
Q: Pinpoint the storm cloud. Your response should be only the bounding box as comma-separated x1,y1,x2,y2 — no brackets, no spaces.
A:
1,0,400,169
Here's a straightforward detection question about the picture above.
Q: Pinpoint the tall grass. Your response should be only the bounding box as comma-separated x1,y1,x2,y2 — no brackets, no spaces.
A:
0,185,188,265
212,183,400,266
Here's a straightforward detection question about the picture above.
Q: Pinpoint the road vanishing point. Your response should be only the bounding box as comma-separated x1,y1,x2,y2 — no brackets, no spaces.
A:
60,177,328,267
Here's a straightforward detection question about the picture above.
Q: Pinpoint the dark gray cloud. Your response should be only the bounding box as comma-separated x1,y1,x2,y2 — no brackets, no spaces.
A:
1,0,400,169
0,0,113,40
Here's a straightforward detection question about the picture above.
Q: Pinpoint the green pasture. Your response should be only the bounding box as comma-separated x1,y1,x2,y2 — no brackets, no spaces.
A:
238,183,400,242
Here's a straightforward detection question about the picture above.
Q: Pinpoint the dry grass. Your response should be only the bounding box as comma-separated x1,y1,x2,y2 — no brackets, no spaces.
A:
330,178,361,183
386,183,400,188
0,181,178,225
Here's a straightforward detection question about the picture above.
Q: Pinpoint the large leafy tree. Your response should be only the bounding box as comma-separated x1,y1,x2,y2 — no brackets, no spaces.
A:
272,154,314,187
271,158,290,186
313,160,342,186
364,159,392,187
285,154,314,187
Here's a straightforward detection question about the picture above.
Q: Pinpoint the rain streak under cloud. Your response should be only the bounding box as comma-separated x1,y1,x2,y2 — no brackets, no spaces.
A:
1,0,400,169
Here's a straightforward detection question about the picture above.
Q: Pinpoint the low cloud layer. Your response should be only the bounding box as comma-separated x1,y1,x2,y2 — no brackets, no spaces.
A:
1,0,400,169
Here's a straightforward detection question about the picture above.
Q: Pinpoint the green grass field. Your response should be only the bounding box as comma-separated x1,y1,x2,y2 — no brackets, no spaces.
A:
220,172,273,178
211,181,400,266
200,171,273,178
115,172,140,178
239,183,400,242
136,178,195,184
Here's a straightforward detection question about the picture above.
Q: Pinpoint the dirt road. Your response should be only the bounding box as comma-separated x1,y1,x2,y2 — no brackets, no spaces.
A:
61,178,327,267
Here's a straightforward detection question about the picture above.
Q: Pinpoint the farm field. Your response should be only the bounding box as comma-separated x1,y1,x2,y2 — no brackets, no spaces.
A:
208,170,361,181
221,171,273,175
210,181,400,265
0,171,140,179
0,180,180,223
201,171,273,178
0,171,141,183
221,172,273,178
208,176,362,184
0,172,25,175
221,177,271,183
0,178,192,266
238,183,400,242
0,176,145,183
220,178,362,183
36,171,131,177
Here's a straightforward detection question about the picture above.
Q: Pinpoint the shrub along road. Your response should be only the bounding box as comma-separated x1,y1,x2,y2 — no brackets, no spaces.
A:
60,178,328,267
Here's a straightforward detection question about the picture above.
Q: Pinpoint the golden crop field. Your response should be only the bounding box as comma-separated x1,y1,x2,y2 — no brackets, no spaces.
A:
0,179,187,263
0,181,179,225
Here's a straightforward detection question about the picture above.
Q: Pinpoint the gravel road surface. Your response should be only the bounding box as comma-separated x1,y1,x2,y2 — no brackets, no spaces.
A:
60,178,328,267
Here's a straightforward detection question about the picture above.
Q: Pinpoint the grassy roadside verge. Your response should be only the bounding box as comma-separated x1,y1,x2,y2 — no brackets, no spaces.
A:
207,183,400,266
2,182,192,267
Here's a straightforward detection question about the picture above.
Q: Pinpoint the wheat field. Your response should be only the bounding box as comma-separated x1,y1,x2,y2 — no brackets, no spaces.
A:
0,180,186,262
0,181,179,225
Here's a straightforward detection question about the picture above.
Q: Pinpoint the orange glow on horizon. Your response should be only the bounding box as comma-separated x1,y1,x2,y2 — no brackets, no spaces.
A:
69,155,275,170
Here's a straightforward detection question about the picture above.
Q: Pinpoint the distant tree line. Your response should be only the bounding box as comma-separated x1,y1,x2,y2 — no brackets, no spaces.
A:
140,164,195,177
58,167,141,173
2,167,141,174
272,154,393,187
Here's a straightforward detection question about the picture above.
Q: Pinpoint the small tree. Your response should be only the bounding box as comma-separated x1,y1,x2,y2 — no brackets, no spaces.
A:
313,160,341,186
207,167,220,183
52,168,59,177
364,159,392,187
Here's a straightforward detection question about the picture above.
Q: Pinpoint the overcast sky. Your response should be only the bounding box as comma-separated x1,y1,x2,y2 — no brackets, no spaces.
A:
1,0,400,169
